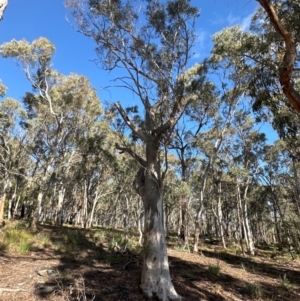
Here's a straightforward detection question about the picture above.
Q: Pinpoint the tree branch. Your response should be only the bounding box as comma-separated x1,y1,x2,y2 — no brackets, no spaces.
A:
257,0,300,112
115,143,146,168
114,102,148,142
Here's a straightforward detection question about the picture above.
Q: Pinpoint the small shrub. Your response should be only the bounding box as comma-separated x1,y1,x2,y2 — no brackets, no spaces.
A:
35,232,51,246
245,282,262,299
179,269,198,279
19,239,33,253
240,263,247,271
93,230,106,243
278,274,293,291
208,264,221,276
109,236,127,250
2,228,33,253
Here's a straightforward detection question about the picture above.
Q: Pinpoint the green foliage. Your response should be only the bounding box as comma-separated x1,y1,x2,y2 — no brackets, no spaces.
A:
278,274,293,291
0,37,55,66
207,264,221,276
0,80,7,97
179,268,199,279
1,227,33,253
245,282,262,299
109,236,127,249
35,232,51,246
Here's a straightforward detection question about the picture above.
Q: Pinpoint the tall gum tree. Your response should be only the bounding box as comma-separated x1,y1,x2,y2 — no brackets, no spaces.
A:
0,95,27,224
66,0,204,299
0,37,103,229
256,0,300,113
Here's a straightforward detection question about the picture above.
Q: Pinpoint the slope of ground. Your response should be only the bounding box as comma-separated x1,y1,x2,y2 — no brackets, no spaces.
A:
0,222,299,301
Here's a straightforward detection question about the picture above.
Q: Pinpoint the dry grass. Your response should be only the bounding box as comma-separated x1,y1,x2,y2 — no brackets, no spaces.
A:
0,222,300,301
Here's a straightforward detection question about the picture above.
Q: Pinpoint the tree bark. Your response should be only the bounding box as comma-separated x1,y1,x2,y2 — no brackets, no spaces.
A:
237,182,255,255
134,140,180,301
56,183,65,226
0,0,8,20
257,0,300,112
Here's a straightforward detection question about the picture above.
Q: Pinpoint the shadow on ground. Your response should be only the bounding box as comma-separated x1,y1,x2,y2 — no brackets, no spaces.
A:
1,224,299,301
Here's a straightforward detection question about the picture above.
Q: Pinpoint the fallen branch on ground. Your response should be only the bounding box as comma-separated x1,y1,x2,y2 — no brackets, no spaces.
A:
0,288,26,297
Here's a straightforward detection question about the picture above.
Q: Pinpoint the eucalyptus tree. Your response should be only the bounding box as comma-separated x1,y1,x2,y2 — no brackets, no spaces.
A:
0,95,28,223
0,37,103,228
259,140,300,251
68,123,116,229
226,110,266,255
66,0,203,299
211,5,300,137
256,0,300,112
190,59,243,252
168,79,218,248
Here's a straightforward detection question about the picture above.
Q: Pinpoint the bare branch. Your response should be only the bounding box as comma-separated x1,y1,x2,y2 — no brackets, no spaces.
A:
114,102,148,142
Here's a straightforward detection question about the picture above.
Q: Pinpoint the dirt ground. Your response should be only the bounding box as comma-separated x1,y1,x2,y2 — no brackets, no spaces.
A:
1,225,300,301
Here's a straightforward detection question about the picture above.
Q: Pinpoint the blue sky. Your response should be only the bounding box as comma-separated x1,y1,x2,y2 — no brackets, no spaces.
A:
0,0,278,142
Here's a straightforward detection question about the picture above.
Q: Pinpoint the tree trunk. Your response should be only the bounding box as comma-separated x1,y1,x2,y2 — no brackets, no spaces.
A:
292,158,300,217
180,195,189,249
236,195,245,256
0,0,8,20
135,140,179,301
0,192,6,225
13,195,20,219
8,185,16,220
237,182,255,255
30,164,52,229
56,183,65,226
216,182,226,249
30,190,44,229
137,196,144,246
193,190,204,253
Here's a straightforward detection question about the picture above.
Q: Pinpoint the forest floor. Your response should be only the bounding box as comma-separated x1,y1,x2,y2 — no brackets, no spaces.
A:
0,222,300,301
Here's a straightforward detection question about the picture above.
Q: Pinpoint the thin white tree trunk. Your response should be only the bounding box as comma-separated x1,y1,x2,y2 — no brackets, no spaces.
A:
137,196,144,246
13,195,20,219
216,182,226,249
31,164,52,229
237,182,255,255
8,184,17,220
56,183,65,226
88,190,113,229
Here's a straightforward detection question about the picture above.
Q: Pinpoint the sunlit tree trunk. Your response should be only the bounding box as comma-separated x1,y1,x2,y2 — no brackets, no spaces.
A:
237,182,255,256
31,164,52,229
236,194,245,256
216,182,226,249
134,140,179,300
8,184,17,220
0,0,8,20
13,195,20,219
137,197,144,246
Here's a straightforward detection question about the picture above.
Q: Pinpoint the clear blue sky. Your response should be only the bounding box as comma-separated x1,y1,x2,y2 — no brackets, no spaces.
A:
0,0,278,142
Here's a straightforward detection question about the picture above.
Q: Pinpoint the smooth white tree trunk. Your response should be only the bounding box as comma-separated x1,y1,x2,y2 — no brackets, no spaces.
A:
0,0,8,20
140,173,179,301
